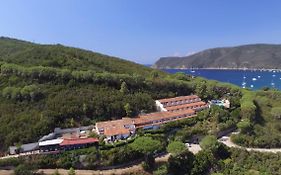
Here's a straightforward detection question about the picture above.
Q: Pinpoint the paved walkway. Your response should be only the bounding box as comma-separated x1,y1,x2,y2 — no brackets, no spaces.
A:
218,136,281,153
186,143,202,154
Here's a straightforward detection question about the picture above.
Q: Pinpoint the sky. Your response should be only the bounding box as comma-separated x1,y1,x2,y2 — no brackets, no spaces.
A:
1,0,281,64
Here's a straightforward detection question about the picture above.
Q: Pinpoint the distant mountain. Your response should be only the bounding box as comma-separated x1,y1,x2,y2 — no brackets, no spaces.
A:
153,44,281,69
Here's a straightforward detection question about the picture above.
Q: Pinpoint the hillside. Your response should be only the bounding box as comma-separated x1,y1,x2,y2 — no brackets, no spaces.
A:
153,44,281,69
0,37,243,152
0,37,155,76
0,37,196,151
1,38,281,175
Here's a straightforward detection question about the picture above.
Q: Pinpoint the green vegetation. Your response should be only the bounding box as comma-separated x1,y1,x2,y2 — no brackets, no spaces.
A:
168,150,195,175
165,135,281,175
52,169,61,175
199,135,218,150
0,37,242,152
130,136,163,154
219,148,281,175
167,141,186,155
14,164,35,175
68,167,75,175
0,37,280,174
232,90,281,148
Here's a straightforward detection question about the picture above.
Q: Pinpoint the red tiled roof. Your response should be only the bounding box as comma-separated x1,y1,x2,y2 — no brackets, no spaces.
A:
104,127,131,136
165,101,207,111
158,95,199,103
96,118,133,129
96,118,134,137
134,109,196,126
60,138,99,146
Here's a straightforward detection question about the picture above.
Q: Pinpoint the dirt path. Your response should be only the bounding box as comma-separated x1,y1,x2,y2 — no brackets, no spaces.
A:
0,154,170,175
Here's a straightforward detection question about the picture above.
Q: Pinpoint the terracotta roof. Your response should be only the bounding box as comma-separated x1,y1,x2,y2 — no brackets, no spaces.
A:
96,118,133,129
134,109,195,126
104,127,131,136
95,109,196,136
158,95,200,103
60,138,99,146
165,101,207,111
96,118,134,136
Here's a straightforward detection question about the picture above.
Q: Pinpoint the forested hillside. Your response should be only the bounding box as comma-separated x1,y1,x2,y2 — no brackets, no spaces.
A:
0,37,241,152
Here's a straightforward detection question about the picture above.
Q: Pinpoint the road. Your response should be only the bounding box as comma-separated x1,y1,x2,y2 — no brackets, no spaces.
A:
0,154,170,175
218,136,281,153
1,134,281,174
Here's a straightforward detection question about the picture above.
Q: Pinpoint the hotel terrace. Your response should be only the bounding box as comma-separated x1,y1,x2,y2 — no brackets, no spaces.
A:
95,95,208,142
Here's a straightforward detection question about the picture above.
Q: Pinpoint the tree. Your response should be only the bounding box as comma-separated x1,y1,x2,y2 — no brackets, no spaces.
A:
142,153,155,171
195,81,207,99
191,150,215,175
173,72,188,81
85,147,98,168
167,141,186,155
68,167,75,175
199,135,218,150
120,81,129,94
150,70,159,79
237,119,252,134
130,136,162,154
14,164,34,175
124,103,133,117
168,150,195,175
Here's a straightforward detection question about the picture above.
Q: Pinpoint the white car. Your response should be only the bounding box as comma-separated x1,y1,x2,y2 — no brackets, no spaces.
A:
219,136,229,142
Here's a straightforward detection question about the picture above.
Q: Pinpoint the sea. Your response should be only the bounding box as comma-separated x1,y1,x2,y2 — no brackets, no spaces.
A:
164,69,281,90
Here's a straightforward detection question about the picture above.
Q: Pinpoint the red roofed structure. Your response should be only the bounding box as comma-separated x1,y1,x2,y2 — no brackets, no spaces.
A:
60,138,99,151
165,101,208,112
60,138,99,146
95,95,209,142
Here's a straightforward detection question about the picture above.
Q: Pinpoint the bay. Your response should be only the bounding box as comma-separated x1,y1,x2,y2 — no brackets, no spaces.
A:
164,69,281,90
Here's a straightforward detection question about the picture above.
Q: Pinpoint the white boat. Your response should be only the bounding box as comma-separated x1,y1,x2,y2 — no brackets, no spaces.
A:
273,74,276,77
257,76,261,78
250,85,254,88
252,78,257,81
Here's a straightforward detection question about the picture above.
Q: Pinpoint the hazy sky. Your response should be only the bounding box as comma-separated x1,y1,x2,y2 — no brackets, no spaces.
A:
1,0,281,64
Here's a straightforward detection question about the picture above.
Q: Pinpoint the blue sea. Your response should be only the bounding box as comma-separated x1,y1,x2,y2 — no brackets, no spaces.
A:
164,69,281,90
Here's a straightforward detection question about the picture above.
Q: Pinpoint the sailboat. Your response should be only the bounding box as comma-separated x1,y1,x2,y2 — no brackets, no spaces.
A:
242,76,246,88
190,67,195,73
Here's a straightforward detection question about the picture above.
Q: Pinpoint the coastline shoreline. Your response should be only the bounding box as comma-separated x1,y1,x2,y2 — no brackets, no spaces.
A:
155,67,281,72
